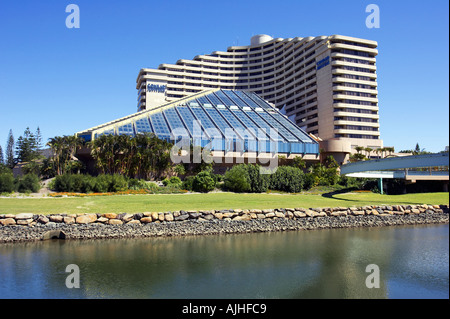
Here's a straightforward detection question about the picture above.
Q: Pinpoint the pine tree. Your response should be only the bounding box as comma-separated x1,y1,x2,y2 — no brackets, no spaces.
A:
6,129,15,169
35,127,43,151
0,145,4,165
16,127,39,163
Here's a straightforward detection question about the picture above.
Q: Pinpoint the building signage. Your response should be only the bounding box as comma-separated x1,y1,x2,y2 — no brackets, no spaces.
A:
147,84,166,93
316,56,330,70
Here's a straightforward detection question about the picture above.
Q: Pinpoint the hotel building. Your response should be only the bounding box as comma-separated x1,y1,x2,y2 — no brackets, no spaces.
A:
136,34,383,163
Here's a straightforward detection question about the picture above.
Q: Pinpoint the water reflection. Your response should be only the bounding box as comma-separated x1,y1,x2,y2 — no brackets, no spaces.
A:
0,224,448,299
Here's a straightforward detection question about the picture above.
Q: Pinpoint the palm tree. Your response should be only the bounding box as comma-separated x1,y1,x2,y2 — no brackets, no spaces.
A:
374,148,381,159
47,135,83,175
365,147,373,159
355,146,365,154
385,147,395,157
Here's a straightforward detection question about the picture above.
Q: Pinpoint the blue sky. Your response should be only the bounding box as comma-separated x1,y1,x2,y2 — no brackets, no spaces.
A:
0,0,448,155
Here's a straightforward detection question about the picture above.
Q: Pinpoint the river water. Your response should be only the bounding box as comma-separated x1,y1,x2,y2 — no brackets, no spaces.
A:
0,224,448,299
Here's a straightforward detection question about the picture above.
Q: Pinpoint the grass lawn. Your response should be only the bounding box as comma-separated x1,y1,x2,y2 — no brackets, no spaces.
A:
0,191,448,215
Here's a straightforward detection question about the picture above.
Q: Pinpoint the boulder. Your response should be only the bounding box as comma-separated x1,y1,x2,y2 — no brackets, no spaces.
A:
119,213,134,222
109,219,123,225
189,212,201,219
38,216,49,224
63,217,75,224
140,217,153,223
76,214,97,224
17,219,33,225
233,214,251,221
175,214,190,221
15,213,33,220
97,217,109,223
102,213,117,219
49,215,63,223
0,218,16,226
294,212,306,218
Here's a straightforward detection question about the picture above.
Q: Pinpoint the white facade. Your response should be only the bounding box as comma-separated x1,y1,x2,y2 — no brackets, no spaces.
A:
136,34,383,160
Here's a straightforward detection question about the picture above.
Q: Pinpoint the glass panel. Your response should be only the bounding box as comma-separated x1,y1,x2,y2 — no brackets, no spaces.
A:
213,90,235,106
135,117,153,134
95,128,115,138
221,90,249,107
204,107,233,136
232,109,271,141
117,123,134,136
267,112,315,143
256,111,299,142
204,92,224,106
196,96,213,106
176,106,203,137
189,105,224,138
163,108,190,137
244,91,273,109
242,110,285,142
149,112,171,138
232,90,262,109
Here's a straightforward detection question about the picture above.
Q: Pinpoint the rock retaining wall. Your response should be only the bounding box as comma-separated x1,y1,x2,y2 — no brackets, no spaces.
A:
0,204,448,243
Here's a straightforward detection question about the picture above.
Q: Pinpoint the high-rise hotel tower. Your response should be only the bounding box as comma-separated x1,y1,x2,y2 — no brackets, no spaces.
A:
136,34,382,163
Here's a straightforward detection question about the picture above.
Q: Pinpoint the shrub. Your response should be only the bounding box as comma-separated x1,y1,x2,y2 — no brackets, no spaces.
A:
192,171,216,193
223,164,268,193
245,164,269,193
308,163,339,186
181,176,195,191
16,173,41,193
0,173,15,193
223,165,250,193
303,173,316,190
50,173,128,193
169,176,182,186
129,178,160,192
108,174,128,192
162,177,170,186
162,176,182,188
81,175,97,193
174,164,186,176
269,166,304,193
50,174,71,192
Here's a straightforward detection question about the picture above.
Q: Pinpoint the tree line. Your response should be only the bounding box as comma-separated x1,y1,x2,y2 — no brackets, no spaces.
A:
0,127,43,169
0,129,176,180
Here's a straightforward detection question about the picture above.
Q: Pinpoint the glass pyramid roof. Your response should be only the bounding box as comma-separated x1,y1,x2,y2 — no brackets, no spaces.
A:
77,90,319,155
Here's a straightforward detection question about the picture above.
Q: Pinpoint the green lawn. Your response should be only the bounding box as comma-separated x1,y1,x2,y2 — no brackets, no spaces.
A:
0,192,448,215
